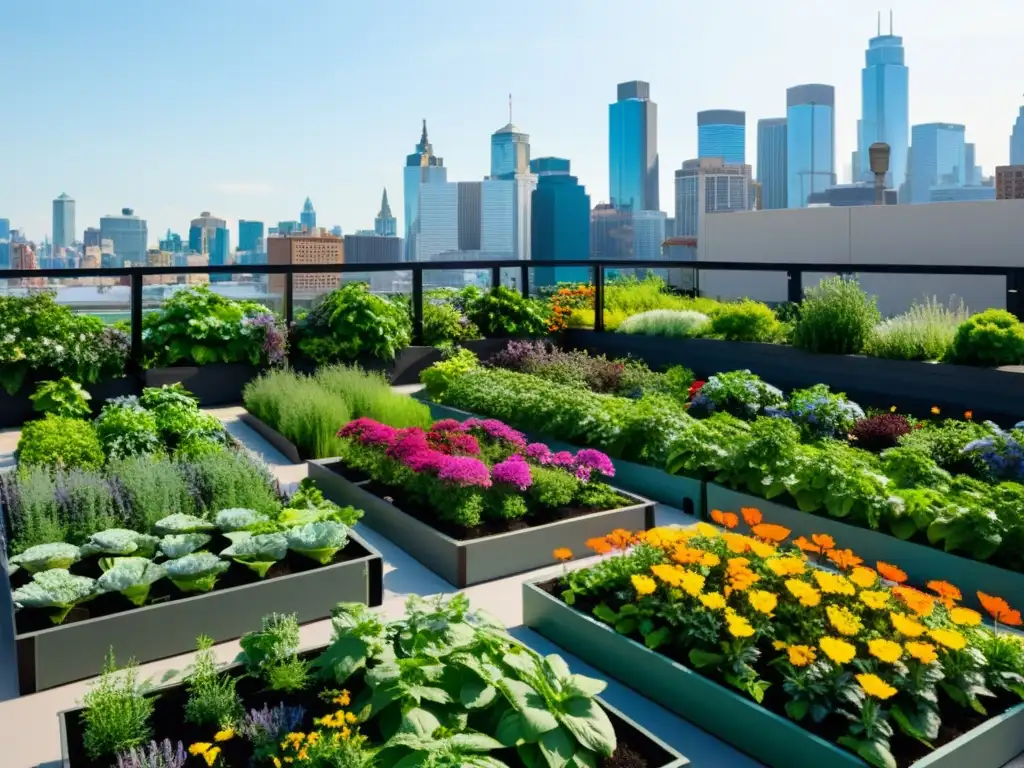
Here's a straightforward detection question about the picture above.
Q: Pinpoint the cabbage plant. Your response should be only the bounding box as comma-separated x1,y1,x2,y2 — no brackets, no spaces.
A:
12,569,99,623
81,529,160,559
154,514,216,536
9,542,81,575
221,533,288,578
285,521,350,565
214,508,270,532
97,557,167,606
158,533,212,559
165,552,229,593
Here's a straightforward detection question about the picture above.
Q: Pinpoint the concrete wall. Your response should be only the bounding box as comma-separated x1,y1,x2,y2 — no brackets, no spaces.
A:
696,200,1024,316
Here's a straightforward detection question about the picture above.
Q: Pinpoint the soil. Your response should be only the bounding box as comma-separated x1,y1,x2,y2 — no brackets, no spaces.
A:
12,535,371,635
62,649,678,768
537,578,1020,767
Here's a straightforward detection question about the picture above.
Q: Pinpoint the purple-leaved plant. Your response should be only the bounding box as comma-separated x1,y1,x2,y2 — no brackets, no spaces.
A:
239,702,307,744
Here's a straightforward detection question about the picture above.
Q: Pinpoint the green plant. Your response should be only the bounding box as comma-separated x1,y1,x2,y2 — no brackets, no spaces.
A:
792,276,881,354
708,300,784,342
29,377,92,418
17,414,105,470
238,613,309,692
10,568,99,623
296,282,412,364
423,298,480,346
946,308,1024,367
616,309,710,338
139,384,224,450
112,455,198,530
688,369,785,420
864,297,969,361
81,649,155,760
420,347,480,400
464,285,549,337
185,635,243,728
96,557,167,606
95,398,164,460
313,364,430,428
897,419,989,476
164,552,230,593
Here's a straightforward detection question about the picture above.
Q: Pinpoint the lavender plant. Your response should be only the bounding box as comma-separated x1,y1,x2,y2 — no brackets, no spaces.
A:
239,703,307,755
114,739,188,768
963,422,1024,482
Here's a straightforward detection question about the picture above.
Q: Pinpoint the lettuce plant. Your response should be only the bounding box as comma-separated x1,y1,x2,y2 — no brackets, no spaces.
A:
153,514,216,536
8,542,81,575
158,533,212,559
164,552,229,593
214,507,270,532
221,532,288,578
12,569,99,623
97,558,168,606
285,521,350,565
81,529,160,559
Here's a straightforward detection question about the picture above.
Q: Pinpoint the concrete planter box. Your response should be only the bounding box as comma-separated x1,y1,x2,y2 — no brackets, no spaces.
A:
705,482,1024,613
564,330,1024,426
10,530,383,695
144,363,264,406
0,374,139,429
523,580,1024,768
416,395,703,516
308,458,655,588
239,411,303,463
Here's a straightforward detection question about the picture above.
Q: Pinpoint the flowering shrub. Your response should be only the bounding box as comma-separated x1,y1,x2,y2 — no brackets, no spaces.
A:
547,284,595,332
688,369,785,420
765,384,865,440
336,417,620,529
560,515,1024,768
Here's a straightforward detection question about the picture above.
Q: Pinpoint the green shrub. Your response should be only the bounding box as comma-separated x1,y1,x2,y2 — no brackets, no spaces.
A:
864,298,969,361
464,286,548,338
81,650,154,760
946,308,1024,367
898,419,990,476
707,300,783,342
95,398,163,459
792,276,880,354
420,348,480,401
29,377,93,418
17,415,105,470
295,282,412,364
314,365,430,428
616,309,710,338
422,301,480,346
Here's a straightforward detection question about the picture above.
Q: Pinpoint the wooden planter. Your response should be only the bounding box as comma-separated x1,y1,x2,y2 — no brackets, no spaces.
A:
523,580,1024,768
705,483,1024,613
8,531,383,695
144,363,264,407
307,459,656,588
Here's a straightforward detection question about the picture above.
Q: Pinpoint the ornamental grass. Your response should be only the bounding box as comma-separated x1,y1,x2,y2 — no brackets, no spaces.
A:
558,511,1024,768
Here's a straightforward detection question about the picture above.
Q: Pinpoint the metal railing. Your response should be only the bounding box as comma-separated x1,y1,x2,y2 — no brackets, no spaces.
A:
2,259,1021,362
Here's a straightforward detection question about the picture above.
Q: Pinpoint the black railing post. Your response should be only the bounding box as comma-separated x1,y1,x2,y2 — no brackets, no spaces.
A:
129,269,143,369
1008,269,1024,322
284,271,294,327
787,269,803,305
593,264,605,333
490,265,501,292
412,267,424,345
520,262,529,299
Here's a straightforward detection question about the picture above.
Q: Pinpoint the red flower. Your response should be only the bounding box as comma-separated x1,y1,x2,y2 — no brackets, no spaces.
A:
688,380,706,400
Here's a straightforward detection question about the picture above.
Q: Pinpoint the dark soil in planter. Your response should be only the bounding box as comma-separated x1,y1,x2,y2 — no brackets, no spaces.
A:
63,649,671,768
12,537,370,635
537,578,1019,768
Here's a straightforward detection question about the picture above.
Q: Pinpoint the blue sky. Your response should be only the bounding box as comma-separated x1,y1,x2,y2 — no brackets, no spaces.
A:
2,0,1022,243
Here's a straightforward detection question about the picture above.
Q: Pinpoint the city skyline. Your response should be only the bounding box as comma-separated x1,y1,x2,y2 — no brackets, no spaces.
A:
1,0,1022,241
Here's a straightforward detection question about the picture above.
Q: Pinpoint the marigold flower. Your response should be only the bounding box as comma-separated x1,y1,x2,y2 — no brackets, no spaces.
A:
819,636,857,664
679,569,706,597
773,640,789,650
785,579,822,607
765,557,806,577
905,641,939,664
859,590,889,610
190,743,213,756
849,566,878,588
826,605,863,637
748,539,777,558
949,607,982,626
701,552,721,568
553,547,572,562
793,536,819,554
893,586,935,617
826,548,863,571
927,580,962,607
710,509,739,529
868,639,903,663
722,533,752,554
202,747,221,767
273,758,282,768
788,645,817,667
931,406,940,415
857,673,898,700
748,590,778,615
890,405,897,412
586,537,613,555
333,690,351,706
672,545,706,565
606,529,634,551
890,611,926,637
214,728,235,742
752,523,790,543
813,570,856,596
700,592,727,610
650,563,683,586
631,574,657,596
695,522,720,538
726,613,755,638
928,627,967,650
741,507,763,526
977,592,1023,626
964,410,974,420
876,561,908,584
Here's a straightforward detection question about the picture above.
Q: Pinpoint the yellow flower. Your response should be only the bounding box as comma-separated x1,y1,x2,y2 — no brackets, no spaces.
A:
214,728,235,742
931,406,940,415
695,522,720,538
857,673,898,700
950,607,982,626
868,638,903,663
679,569,706,597
929,628,967,650
890,612,926,637
905,641,939,664
813,570,856,596
748,590,778,615
190,743,213,756
765,557,806,577
827,605,863,637
700,592,727,610
749,539,777,558
773,640,789,650
202,746,221,767
859,590,890,610
788,645,817,667
701,552,721,568
849,567,878,588
726,613,755,638
819,636,857,664
345,711,358,724
632,574,657,596
274,759,282,768
651,563,683,586
785,578,821,607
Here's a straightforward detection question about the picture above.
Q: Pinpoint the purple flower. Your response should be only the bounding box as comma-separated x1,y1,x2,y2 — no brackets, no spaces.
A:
244,311,288,365
115,740,187,768
525,443,551,462
240,703,307,744
548,451,575,469
462,418,527,448
492,455,533,490
437,455,492,488
573,448,615,479
337,417,397,447
404,448,446,473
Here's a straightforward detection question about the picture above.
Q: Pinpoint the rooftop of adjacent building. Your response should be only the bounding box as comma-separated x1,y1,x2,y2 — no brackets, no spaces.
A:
616,80,650,102
758,117,787,127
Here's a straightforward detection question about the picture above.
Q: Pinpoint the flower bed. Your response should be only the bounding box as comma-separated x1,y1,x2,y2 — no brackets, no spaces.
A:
60,596,688,768
524,518,1024,768
308,416,655,586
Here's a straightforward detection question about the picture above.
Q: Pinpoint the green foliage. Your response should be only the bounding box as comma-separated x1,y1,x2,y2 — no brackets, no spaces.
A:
185,635,243,728
528,466,580,508
464,285,549,338
82,649,154,760
238,613,309,692
140,384,225,451
296,282,412,364
94,398,164,460
708,300,785,342
897,419,989,476
420,347,480,400
17,414,105,470
616,309,710,338
792,277,881,354
864,298,969,361
314,364,429,427
29,377,92,418
688,369,785,420
946,308,1024,367
423,298,481,346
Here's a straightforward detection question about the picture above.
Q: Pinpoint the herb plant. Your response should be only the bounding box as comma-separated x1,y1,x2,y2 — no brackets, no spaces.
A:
792,276,881,355
185,635,243,728
464,285,549,338
81,649,155,760
16,414,105,470
29,376,92,418
295,282,412,364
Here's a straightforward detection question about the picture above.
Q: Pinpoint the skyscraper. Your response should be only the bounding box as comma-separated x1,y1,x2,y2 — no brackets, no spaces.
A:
238,220,265,253
675,158,754,239
698,110,746,164
609,80,659,212
0,218,9,241
490,117,530,179
908,123,967,204
403,120,447,260
858,17,909,192
417,179,520,262
52,193,75,249
99,208,148,266
189,211,230,279
374,188,397,236
786,84,836,208
1010,106,1024,166
530,157,590,286
965,143,982,186
300,198,316,232
756,118,788,210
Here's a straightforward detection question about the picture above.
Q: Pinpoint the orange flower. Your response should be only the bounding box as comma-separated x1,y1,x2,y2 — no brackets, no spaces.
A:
671,545,706,565
752,523,790,543
553,547,572,562
812,534,835,551
826,548,863,571
793,536,820,554
586,537,612,555
930,406,940,415
964,410,973,421
876,561,908,584
927,580,961,607
741,507,763,526
893,586,935,617
978,592,1024,626
710,509,739,530
606,529,634,551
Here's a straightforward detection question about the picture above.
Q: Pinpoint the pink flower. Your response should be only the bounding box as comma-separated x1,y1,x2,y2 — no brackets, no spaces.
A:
387,428,430,461
573,449,615,479
526,443,552,462
462,418,527,448
437,456,492,488
548,451,575,469
337,418,397,447
404,449,446,473
492,455,533,490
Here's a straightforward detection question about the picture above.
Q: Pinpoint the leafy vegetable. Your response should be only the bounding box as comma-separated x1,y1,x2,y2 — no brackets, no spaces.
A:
214,508,271,532
158,533,213,559
12,569,99,623
285,521,350,565
164,552,229,593
153,514,217,536
8,542,81,574
221,533,288,578
29,377,93,418
81,529,160,559
97,557,168,606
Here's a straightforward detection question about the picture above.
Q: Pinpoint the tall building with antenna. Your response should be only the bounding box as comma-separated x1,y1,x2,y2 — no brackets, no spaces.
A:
857,11,909,194
490,95,531,179
374,188,397,236
403,120,447,260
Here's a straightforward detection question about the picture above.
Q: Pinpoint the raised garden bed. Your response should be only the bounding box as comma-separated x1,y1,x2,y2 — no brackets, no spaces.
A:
523,579,1024,768
705,482,1024,613
144,363,264,407
239,411,303,463
308,457,655,587
0,374,140,429
9,530,383,695
564,329,1024,426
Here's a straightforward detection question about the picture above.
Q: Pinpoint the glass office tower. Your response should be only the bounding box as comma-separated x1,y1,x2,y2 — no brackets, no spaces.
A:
530,157,590,286
698,110,746,165
403,120,447,261
786,84,836,208
756,118,787,210
908,123,966,203
858,30,909,191
609,80,659,212
1011,106,1024,166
